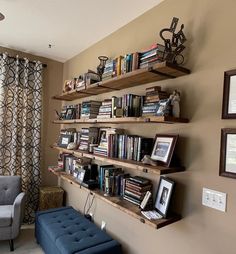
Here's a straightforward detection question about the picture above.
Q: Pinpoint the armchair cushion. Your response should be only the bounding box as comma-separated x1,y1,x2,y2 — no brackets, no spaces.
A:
0,176,21,205
0,205,12,227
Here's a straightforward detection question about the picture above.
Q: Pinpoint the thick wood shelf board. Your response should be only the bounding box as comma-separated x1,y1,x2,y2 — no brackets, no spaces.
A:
48,167,181,229
53,116,189,125
53,62,190,101
51,145,185,175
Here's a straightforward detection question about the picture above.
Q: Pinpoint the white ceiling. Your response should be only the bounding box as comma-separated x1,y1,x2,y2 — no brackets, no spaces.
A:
0,0,163,62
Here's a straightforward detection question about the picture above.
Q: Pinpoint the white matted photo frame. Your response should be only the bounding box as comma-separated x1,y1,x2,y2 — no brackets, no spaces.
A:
151,134,178,167
154,176,175,218
219,128,236,179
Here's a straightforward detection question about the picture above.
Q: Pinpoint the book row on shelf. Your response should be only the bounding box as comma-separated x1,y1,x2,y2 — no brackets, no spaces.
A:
57,85,181,120
62,43,166,93
53,153,154,209
58,127,154,163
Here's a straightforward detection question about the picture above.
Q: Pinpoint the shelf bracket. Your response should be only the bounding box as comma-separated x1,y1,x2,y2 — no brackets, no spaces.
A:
148,67,176,79
142,168,149,173
140,218,145,224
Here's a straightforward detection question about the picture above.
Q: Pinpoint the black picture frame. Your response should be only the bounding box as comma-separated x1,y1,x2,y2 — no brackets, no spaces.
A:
154,176,175,218
65,108,76,120
151,134,178,167
222,69,236,119
219,128,236,179
58,134,73,148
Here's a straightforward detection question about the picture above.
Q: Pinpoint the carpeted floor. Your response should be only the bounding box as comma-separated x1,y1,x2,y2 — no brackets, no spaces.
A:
0,225,44,254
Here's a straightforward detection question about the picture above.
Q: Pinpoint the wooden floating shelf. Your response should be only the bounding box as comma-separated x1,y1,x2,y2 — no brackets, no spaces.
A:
48,167,181,229
53,116,189,125
52,145,185,175
53,62,190,101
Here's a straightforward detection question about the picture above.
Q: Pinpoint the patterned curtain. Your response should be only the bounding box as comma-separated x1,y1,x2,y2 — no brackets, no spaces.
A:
0,53,42,223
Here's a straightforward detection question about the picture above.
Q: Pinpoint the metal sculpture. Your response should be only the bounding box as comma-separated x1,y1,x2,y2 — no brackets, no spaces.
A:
160,17,187,64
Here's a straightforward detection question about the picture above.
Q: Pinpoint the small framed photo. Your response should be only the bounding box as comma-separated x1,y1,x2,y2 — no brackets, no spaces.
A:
219,128,236,178
63,80,75,92
222,69,236,118
58,134,73,148
151,134,178,167
65,108,76,120
154,176,175,218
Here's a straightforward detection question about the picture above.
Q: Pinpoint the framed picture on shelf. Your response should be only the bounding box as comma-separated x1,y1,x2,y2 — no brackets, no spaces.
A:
222,69,236,119
98,128,108,146
58,134,73,148
154,176,175,218
219,128,236,179
151,134,178,167
63,80,75,92
65,108,76,120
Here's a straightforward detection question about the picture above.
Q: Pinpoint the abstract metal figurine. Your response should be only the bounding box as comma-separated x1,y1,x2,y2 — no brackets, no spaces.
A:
97,56,108,78
159,17,187,64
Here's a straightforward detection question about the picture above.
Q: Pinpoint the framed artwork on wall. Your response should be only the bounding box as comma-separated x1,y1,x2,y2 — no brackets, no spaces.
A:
222,69,236,119
219,128,236,179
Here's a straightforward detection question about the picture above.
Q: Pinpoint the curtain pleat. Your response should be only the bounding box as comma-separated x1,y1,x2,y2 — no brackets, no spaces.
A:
0,53,42,223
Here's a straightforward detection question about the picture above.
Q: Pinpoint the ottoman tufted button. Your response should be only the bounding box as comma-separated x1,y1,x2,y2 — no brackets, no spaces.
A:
89,234,94,237
68,232,73,235
74,238,80,242
75,223,80,225
57,220,61,223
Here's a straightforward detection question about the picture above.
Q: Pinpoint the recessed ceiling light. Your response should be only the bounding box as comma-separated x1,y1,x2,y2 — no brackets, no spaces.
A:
0,13,5,21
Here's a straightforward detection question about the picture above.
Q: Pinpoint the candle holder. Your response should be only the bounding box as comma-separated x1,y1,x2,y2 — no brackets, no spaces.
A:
97,56,108,78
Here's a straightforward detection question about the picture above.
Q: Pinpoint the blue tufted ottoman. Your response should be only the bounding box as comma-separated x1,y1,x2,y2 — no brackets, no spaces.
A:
35,206,122,254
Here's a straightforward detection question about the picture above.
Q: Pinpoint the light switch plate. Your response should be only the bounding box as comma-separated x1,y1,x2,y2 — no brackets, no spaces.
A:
202,188,227,212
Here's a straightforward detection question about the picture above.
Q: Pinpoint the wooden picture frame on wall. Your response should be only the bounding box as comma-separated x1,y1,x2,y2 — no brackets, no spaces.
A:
222,69,236,119
219,128,236,179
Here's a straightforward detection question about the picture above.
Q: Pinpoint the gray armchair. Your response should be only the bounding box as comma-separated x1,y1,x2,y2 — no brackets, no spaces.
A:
0,176,26,251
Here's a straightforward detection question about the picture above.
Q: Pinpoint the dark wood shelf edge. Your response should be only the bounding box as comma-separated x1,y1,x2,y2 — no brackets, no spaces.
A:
48,167,181,229
52,62,190,102
51,145,185,175
52,116,189,125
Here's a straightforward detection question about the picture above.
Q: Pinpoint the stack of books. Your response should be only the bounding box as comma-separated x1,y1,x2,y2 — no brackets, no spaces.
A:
81,101,101,119
102,59,114,81
94,128,124,157
78,127,99,151
142,86,169,116
139,44,165,69
108,134,153,161
97,99,112,119
123,176,152,206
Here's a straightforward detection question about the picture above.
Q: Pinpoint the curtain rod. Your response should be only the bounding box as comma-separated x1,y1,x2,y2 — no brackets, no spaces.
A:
0,53,47,68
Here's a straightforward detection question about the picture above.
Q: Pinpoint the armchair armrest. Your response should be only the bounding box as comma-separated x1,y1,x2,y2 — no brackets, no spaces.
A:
12,192,26,239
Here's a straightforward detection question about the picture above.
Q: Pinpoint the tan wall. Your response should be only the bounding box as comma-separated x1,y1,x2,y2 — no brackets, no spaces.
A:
0,46,63,186
59,0,236,253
